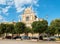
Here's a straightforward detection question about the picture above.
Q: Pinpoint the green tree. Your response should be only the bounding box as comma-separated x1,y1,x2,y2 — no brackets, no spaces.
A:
0,24,2,37
15,22,26,36
50,19,60,37
24,27,31,36
6,24,15,38
32,19,48,40
45,26,56,36
0,23,6,34
6,24,14,33
32,20,48,35
0,23,6,38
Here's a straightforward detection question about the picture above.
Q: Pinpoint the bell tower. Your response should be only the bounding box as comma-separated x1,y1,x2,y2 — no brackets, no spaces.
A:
22,7,37,28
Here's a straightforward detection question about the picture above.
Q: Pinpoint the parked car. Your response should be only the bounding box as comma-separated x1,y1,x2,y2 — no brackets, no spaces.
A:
21,36,30,40
43,37,50,41
5,36,12,39
43,36,56,41
55,36,60,41
13,36,21,39
49,36,56,41
31,37,38,39
43,35,49,41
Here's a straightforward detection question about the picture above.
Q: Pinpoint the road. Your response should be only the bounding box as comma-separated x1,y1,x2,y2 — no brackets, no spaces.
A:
0,39,60,44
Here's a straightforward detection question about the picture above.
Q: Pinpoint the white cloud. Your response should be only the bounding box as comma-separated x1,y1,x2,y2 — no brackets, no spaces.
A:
2,19,8,22
0,6,11,16
0,0,14,16
14,0,39,13
0,10,2,14
0,15,3,20
14,0,38,7
0,0,39,14
0,0,14,5
6,0,14,6
0,15,7,22
17,7,25,12
2,6,11,13
0,0,6,5
14,0,27,7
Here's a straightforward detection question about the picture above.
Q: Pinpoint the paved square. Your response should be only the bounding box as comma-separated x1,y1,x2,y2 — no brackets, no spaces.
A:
0,40,60,44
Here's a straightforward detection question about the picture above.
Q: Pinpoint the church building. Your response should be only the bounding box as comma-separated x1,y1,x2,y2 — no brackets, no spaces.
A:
21,7,43,28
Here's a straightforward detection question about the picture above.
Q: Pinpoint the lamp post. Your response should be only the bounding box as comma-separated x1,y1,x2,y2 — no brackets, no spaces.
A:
45,15,48,20
45,15,50,39
18,15,21,22
12,19,14,24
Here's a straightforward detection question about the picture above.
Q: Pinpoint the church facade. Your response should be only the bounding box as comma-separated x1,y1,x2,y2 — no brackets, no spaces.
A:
21,7,42,28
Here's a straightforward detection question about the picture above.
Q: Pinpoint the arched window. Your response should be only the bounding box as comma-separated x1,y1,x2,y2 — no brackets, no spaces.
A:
26,16,29,21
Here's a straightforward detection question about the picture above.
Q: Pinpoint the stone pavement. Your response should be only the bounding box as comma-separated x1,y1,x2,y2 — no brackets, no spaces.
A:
0,39,60,44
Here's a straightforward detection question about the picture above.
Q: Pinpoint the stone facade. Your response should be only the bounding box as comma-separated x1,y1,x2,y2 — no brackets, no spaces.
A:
21,7,39,28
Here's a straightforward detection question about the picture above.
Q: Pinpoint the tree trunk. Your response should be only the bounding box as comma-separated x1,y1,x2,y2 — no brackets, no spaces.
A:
0,34,1,37
25,33,28,36
37,33,40,41
32,33,33,37
19,34,20,36
6,33,7,37
2,33,5,39
58,33,59,38
12,33,14,39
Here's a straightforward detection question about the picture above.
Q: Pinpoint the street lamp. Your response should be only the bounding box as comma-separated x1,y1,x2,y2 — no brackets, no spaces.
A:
46,15,48,20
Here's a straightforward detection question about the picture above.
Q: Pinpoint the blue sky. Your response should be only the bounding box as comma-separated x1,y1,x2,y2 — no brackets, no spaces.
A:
0,0,60,25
